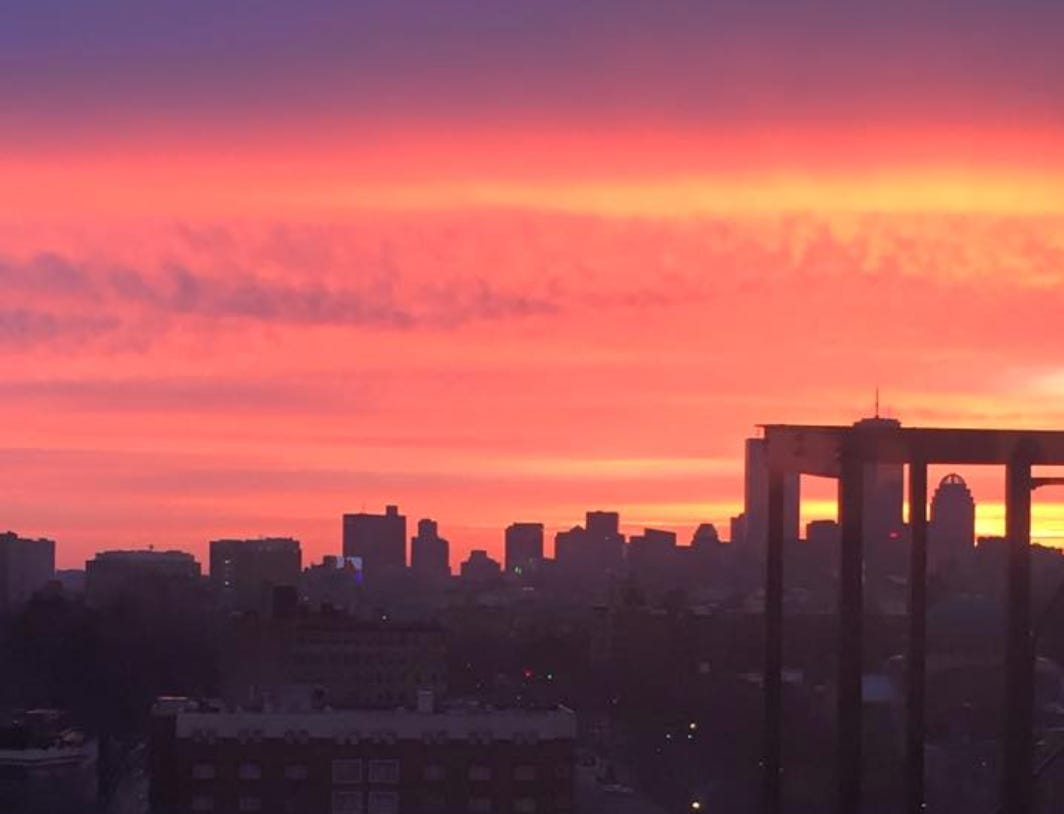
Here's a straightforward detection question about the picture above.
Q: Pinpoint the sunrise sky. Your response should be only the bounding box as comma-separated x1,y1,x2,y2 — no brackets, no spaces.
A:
4,2,1064,569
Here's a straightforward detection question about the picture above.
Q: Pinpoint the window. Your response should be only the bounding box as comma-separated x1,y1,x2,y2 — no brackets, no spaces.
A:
238,762,262,780
422,764,446,782
514,765,537,781
468,765,492,782
191,796,214,812
284,764,309,781
367,759,399,784
468,798,492,814
238,797,262,812
332,759,363,784
331,790,363,813
368,791,399,814
192,763,216,780
515,799,537,813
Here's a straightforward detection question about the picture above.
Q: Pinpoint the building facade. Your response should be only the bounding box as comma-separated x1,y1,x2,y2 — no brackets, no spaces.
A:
0,532,55,614
84,549,202,610
343,507,407,581
0,710,97,814
410,520,449,581
211,538,302,614
150,699,576,814
503,524,544,577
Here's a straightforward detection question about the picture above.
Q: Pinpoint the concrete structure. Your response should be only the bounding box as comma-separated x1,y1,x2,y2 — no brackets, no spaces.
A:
411,519,450,580
0,532,55,614
504,523,544,577
210,538,302,614
743,438,800,554
0,710,97,814
150,697,575,814
84,549,201,609
343,506,407,580
759,422,1064,814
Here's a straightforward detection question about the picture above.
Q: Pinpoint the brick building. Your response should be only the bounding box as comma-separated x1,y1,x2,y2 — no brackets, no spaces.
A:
150,698,576,814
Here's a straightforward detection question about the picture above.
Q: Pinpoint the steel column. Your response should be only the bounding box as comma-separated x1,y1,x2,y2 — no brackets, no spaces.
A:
763,465,786,814
906,461,928,814
1002,456,1034,814
838,451,865,814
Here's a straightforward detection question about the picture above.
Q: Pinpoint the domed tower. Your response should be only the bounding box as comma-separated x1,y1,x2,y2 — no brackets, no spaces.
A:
929,473,976,572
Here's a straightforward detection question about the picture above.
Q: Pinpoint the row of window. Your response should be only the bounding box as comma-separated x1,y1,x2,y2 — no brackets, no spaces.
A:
190,792,552,814
192,760,559,783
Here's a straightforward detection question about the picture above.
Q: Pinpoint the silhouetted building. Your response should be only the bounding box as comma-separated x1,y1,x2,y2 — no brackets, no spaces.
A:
459,550,502,584
627,529,678,589
410,519,450,580
84,549,202,610
504,523,544,577
302,556,365,615
852,417,906,551
929,473,976,573
554,511,625,588
691,523,721,549
743,438,800,554
220,612,446,710
343,505,407,580
0,532,55,614
150,697,575,814
210,537,302,614
0,710,97,814
805,519,841,547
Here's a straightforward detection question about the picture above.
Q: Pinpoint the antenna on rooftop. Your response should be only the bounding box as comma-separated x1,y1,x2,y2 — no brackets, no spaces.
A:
874,387,881,418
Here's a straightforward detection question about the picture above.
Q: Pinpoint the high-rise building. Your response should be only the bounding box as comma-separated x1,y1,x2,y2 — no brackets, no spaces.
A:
586,511,625,567
342,505,407,579
84,550,202,610
743,438,800,556
929,473,976,572
0,532,55,614
504,523,544,576
852,417,906,550
411,519,450,579
209,538,301,613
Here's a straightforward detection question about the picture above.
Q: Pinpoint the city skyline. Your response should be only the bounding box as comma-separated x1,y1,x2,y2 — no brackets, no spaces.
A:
5,2,1064,568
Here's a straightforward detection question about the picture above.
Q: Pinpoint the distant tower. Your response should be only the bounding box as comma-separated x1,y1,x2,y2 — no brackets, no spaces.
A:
411,518,450,579
929,473,976,572
504,523,544,576
744,438,800,556
342,505,407,578
852,417,905,548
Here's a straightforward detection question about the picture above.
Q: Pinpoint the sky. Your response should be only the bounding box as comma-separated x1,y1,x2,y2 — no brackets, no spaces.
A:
4,1,1064,569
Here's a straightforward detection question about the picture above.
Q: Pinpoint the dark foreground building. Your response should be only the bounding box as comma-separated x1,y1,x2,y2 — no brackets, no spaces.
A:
0,710,97,814
150,697,576,814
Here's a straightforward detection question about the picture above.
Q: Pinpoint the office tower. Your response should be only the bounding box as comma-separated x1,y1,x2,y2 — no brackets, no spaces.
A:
84,550,201,609
342,505,407,579
0,532,55,614
852,417,906,548
209,537,302,613
411,519,450,579
929,473,976,572
743,438,800,556
504,522,544,576
586,510,625,567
